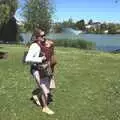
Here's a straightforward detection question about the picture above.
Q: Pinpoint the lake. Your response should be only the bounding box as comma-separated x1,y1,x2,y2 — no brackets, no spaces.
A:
20,32,120,52
47,33,120,52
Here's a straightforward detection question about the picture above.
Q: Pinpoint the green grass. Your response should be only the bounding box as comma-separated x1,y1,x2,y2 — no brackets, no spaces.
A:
0,45,120,120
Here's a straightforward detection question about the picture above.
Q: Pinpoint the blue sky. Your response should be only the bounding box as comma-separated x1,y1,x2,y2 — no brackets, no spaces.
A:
15,0,120,23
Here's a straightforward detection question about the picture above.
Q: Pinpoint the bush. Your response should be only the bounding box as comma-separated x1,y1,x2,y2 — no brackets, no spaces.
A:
54,39,96,50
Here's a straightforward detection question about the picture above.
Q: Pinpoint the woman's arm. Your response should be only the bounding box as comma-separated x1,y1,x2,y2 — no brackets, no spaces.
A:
25,43,45,63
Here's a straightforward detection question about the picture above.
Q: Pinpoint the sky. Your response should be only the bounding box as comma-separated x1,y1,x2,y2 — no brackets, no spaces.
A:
15,0,120,23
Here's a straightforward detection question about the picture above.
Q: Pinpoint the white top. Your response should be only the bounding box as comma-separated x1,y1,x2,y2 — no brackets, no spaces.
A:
25,43,44,63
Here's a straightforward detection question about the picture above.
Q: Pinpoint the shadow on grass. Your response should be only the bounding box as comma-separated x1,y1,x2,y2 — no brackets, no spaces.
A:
0,51,8,59
0,47,3,49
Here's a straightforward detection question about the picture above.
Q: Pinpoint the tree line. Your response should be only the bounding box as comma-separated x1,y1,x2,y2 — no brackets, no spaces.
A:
53,19,120,34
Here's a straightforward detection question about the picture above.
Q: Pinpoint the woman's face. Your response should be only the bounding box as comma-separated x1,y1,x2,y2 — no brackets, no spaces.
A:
35,29,45,37
37,36,45,43
40,31,45,36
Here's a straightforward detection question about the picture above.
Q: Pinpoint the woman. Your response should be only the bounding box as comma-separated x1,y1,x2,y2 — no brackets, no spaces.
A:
39,36,57,90
25,28,54,115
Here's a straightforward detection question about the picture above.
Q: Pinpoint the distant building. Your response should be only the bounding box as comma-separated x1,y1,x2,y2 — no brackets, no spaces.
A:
104,30,108,34
85,22,101,30
85,25,92,29
116,29,120,33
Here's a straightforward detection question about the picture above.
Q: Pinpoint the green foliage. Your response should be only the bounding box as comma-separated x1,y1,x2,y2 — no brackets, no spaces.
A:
62,18,75,28
7,0,17,16
0,0,17,26
100,23,108,31
108,23,117,34
53,19,76,33
88,19,93,25
23,0,54,33
0,4,10,25
52,23,63,33
75,19,86,31
86,27,95,33
18,25,26,33
54,39,95,50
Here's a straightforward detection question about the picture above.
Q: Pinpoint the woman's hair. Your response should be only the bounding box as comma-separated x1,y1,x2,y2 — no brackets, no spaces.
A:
33,28,45,37
33,28,42,37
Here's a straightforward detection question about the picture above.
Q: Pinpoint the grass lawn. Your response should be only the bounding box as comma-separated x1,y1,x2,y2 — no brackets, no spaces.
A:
0,45,120,120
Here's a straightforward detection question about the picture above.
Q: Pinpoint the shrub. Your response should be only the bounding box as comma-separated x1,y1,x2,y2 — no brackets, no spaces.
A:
54,39,96,50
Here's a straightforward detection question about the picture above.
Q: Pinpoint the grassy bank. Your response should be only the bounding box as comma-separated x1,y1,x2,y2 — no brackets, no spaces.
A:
0,45,120,120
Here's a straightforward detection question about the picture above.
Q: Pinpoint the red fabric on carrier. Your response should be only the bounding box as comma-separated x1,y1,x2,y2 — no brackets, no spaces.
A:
39,42,54,61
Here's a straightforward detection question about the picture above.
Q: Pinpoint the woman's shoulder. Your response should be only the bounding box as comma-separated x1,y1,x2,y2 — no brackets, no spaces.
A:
30,42,40,49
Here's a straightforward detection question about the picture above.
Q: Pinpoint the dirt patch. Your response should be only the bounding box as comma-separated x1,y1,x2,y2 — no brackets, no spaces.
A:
0,52,8,59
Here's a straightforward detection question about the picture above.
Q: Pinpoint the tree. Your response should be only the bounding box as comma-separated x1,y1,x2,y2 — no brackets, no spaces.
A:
62,18,75,28
0,4,10,26
100,23,107,30
0,0,17,26
87,27,95,33
53,22,62,33
88,19,93,25
108,23,117,34
0,0,18,43
23,0,54,33
75,19,85,31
